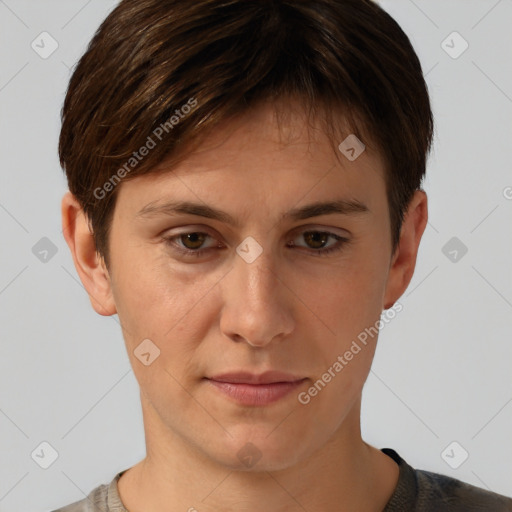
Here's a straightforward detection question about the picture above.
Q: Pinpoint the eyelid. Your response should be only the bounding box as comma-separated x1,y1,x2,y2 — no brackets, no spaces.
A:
163,224,349,243
166,227,223,247
162,224,351,259
290,224,350,237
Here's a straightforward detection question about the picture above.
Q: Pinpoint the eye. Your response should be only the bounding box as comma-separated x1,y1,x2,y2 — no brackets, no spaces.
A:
162,228,350,259
287,230,350,257
163,231,221,258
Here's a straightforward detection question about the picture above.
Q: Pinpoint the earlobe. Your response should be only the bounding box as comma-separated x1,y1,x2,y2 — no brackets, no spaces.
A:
61,191,117,316
383,190,428,310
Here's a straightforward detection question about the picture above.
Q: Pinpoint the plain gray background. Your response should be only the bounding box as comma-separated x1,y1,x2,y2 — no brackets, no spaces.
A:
0,1,511,510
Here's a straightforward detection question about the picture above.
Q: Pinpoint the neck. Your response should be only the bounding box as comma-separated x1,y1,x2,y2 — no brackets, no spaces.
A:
118,395,399,512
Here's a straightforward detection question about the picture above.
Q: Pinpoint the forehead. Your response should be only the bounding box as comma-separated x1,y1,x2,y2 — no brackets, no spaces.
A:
175,99,373,166
115,100,386,217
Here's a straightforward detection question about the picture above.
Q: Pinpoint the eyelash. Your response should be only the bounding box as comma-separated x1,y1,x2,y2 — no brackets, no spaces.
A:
162,230,350,258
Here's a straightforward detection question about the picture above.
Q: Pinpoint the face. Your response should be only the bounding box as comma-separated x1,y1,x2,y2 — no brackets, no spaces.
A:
86,101,416,471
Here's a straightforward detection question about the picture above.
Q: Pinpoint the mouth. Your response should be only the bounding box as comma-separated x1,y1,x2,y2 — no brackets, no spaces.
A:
204,371,308,406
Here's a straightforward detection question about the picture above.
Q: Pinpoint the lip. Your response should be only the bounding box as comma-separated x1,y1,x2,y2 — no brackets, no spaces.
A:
207,371,305,385
204,371,307,406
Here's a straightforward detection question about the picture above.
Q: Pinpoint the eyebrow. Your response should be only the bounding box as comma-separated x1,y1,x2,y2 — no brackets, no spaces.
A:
135,198,369,226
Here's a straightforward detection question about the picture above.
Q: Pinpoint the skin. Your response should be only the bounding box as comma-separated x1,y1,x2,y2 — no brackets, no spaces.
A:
62,99,427,512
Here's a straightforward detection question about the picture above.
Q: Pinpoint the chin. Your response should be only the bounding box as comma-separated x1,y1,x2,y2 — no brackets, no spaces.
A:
207,429,312,472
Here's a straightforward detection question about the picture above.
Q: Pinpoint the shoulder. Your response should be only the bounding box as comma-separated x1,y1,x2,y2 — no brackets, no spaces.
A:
414,468,512,512
382,448,512,512
50,480,111,512
50,467,131,512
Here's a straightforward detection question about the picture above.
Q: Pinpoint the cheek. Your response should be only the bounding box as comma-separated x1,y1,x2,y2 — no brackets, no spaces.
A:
110,247,226,364
299,272,381,415
296,332,376,440
111,245,194,325
300,259,385,340
292,257,388,402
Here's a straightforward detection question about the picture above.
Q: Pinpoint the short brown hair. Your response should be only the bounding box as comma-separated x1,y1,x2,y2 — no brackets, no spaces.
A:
59,0,434,270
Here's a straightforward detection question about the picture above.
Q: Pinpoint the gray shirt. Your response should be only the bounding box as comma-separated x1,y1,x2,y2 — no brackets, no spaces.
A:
51,448,512,511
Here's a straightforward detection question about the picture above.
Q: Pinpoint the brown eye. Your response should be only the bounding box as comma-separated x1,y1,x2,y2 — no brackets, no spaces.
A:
287,230,350,257
303,231,330,249
179,232,207,250
163,231,222,259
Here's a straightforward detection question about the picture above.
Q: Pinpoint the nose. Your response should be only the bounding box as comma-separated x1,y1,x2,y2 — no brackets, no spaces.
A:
219,244,295,348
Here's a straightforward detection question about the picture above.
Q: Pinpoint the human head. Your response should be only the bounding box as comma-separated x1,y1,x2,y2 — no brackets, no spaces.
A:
62,98,429,475
60,0,432,482
59,0,434,272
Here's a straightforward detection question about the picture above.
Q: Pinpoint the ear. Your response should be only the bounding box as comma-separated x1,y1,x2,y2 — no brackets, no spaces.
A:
383,189,428,309
61,191,117,316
